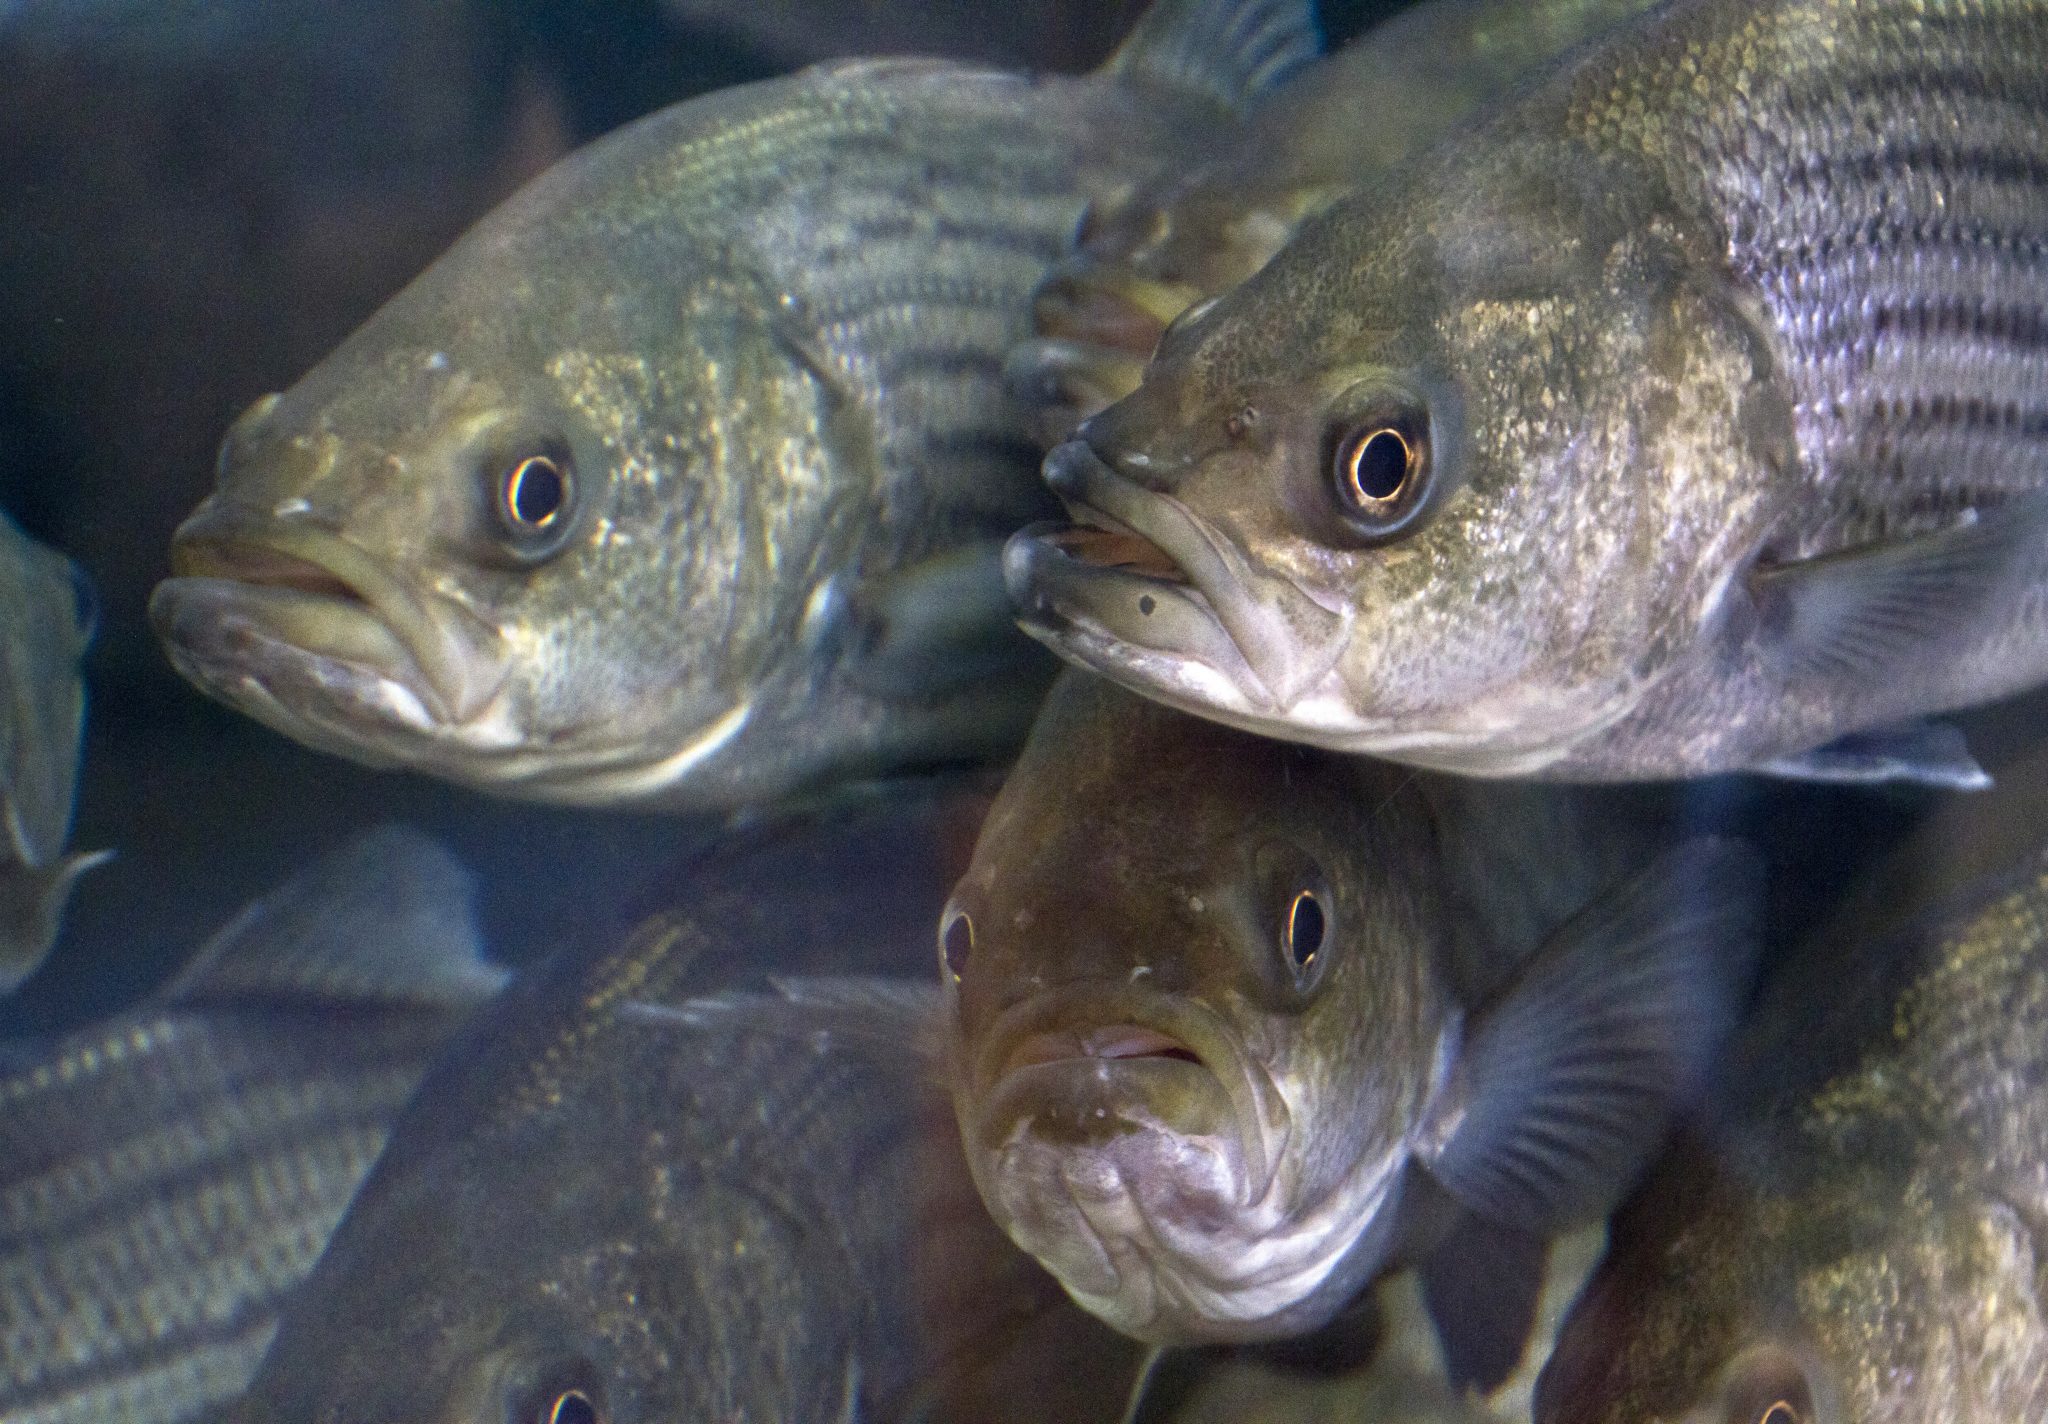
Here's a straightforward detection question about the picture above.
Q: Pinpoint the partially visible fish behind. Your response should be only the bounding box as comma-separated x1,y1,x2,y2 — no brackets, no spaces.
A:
1008,0,2048,788
941,672,1756,1383
1536,834,2048,1424
222,784,1149,1424
150,0,1318,814
1013,0,1664,441
0,507,103,991
0,824,502,1424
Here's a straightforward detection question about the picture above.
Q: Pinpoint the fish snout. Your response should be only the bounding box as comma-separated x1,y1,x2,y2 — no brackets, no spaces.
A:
156,516,508,730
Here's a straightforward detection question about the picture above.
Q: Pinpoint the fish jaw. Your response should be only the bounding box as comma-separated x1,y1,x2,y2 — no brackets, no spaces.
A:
962,985,1401,1344
152,518,517,768
1006,439,1350,717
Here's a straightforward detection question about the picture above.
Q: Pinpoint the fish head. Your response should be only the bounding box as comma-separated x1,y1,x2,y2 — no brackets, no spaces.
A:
1008,148,1791,774
222,1105,855,1424
0,511,93,869
1534,1114,2048,1424
942,672,1450,1345
152,106,855,808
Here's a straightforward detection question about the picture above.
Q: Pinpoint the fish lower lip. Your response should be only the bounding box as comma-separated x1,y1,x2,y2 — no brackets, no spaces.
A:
1027,442,1347,709
976,987,1288,1205
157,527,507,727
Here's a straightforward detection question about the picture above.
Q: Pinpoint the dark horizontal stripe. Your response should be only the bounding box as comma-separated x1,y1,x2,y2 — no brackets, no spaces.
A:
873,344,1010,386
910,429,1047,476
1866,296,2048,352
1753,214,2048,274
812,288,1037,331
816,129,1089,202
1863,392,2048,439
1784,141,2048,199
1,1299,277,1419
0,1122,384,1307
0,1069,420,1243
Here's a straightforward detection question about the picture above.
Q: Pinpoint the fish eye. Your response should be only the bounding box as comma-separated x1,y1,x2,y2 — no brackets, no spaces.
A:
504,455,569,529
1284,890,1325,972
490,440,581,559
1719,1344,1818,1424
543,1391,599,1424
940,907,974,983
1322,386,1448,545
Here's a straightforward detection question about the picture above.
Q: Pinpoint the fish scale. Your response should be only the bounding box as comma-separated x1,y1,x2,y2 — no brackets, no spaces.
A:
1553,0,2048,553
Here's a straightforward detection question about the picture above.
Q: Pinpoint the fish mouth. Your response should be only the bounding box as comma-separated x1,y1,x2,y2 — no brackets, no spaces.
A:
973,985,1289,1213
150,514,512,758
1005,440,1348,716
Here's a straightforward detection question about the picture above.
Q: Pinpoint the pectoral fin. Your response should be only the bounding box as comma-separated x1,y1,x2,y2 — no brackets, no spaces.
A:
1751,493,2048,684
845,542,1056,702
1418,838,1762,1235
1757,719,1990,790
1417,1216,1548,1394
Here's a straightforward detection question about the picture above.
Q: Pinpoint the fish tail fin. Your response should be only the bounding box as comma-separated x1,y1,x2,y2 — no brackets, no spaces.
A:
1101,0,1320,113
1418,837,1764,1235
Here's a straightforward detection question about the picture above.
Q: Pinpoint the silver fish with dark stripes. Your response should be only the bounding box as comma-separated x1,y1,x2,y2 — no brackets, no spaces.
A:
1008,0,2048,788
0,825,502,1424
222,785,1149,1424
147,0,1316,813
0,507,102,991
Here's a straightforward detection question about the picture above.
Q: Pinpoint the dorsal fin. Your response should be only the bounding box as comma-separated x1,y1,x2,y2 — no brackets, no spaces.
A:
1102,0,1320,114
164,824,504,1009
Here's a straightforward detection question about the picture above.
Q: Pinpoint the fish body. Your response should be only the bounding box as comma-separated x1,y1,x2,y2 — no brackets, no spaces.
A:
0,507,99,991
1009,0,2048,786
149,0,1316,813
223,785,1147,1424
0,826,501,1424
941,671,1755,1377
1538,840,2048,1424
1015,0,1666,440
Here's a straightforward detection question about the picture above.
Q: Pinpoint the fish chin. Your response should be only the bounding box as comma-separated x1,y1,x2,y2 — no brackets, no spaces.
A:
964,988,1413,1345
975,1079,1404,1345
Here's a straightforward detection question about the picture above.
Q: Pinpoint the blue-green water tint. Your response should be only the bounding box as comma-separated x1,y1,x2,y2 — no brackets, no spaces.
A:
3,2,2045,1422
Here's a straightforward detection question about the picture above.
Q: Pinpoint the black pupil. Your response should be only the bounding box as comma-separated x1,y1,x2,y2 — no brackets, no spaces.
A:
1287,892,1325,968
546,1391,597,1424
508,457,565,527
1759,1406,1801,1424
942,913,973,977
1348,428,1410,502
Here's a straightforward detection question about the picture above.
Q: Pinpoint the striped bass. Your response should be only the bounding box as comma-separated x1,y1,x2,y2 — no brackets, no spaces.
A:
147,0,1318,813
0,826,501,1424
1007,0,2048,788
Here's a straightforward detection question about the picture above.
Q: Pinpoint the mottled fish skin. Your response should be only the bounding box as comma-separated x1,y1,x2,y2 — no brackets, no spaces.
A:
1015,0,1666,442
0,827,498,1424
1008,0,2048,783
148,0,1316,814
940,671,1739,1355
0,508,98,990
1537,846,2048,1424
222,786,1147,1424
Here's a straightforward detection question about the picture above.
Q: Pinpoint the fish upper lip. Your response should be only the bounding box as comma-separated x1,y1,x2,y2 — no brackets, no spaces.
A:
975,984,1290,1206
1021,440,1347,707
162,513,508,727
